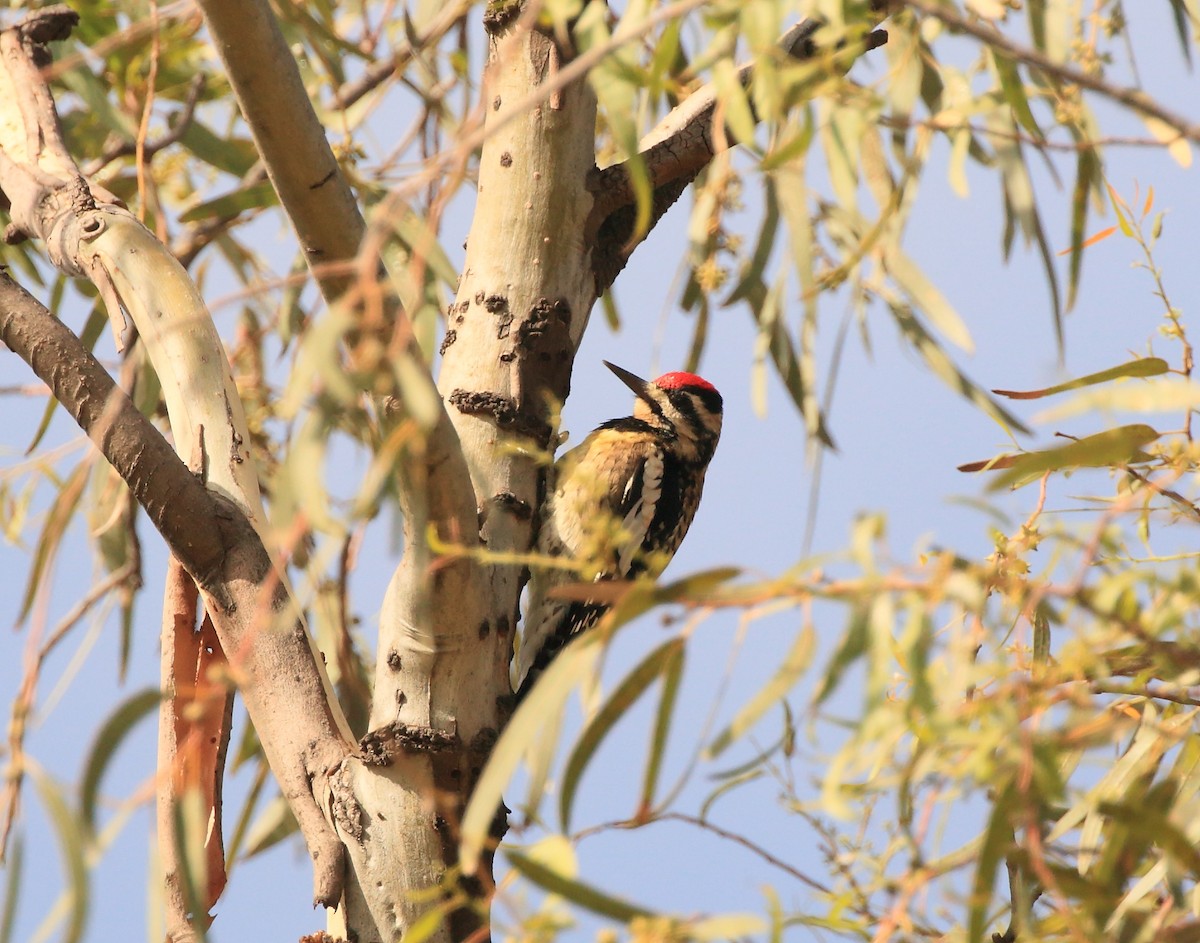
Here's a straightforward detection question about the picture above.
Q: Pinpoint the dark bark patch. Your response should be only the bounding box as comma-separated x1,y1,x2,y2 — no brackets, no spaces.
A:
473,290,485,305
482,0,520,31
357,722,457,766
485,295,514,339
448,389,550,443
500,151,513,168
492,491,532,520
449,389,516,425
514,297,574,400
492,95,502,111
386,650,401,670
478,619,491,640
309,167,337,190
439,329,457,355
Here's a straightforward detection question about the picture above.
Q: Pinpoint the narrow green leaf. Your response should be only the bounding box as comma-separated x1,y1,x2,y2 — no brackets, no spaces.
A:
242,795,299,858
401,904,450,943
884,245,974,353
821,102,863,213
993,358,1169,400
461,639,602,871
968,786,1015,943
992,112,1063,351
639,641,685,818
1033,604,1051,667
177,122,259,177
561,639,684,831
987,424,1159,491
888,303,1030,434
31,768,89,943
178,181,279,223
699,768,766,821
19,463,88,625
79,688,162,832
813,607,869,707
656,567,741,603
707,624,813,758
170,794,210,943
1048,703,1180,848
224,761,269,869
1166,0,1195,63
726,181,779,306
59,67,137,138
1066,149,1101,311
713,58,758,146
505,848,654,923
0,836,22,943
991,51,1043,139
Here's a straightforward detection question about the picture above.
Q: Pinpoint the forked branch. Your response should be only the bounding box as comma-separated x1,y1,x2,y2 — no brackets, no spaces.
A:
587,17,888,294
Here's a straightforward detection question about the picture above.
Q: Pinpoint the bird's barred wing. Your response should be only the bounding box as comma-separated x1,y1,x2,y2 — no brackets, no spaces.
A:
615,446,664,577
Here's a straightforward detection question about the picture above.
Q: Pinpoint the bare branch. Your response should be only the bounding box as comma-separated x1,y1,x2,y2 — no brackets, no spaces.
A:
587,19,888,294
0,270,354,907
193,0,369,303
83,74,206,176
902,0,1200,145
194,0,479,553
331,1,471,110
0,272,229,590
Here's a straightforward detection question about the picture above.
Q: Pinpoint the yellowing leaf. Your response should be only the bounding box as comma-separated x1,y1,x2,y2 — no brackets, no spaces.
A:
1143,114,1193,167
1034,377,1200,422
1056,225,1117,256
961,424,1160,491
993,357,1169,399
505,848,654,922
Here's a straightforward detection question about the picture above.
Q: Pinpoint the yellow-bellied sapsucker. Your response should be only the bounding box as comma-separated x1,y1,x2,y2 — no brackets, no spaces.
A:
514,361,723,697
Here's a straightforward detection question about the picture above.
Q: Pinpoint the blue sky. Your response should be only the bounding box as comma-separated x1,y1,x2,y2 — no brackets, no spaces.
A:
1,4,1198,940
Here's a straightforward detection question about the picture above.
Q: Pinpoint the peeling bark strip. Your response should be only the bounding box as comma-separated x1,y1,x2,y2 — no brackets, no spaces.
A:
0,273,353,908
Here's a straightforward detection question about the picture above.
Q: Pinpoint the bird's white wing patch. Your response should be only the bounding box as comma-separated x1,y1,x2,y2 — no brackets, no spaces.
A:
618,447,663,575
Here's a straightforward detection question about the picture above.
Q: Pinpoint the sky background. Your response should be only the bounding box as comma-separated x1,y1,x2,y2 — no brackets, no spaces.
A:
1,2,1198,941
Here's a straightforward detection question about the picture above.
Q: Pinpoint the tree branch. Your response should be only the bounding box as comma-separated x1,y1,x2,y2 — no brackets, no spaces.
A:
193,0,478,555
0,270,355,908
192,0,369,303
0,263,355,902
0,9,360,914
902,0,1200,146
587,18,888,294
82,73,206,175
331,1,472,110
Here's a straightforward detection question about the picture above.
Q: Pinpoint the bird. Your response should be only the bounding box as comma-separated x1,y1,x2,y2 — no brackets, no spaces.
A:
514,360,723,698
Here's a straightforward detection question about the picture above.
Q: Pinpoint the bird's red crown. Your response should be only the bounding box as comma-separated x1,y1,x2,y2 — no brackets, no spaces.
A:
653,371,719,394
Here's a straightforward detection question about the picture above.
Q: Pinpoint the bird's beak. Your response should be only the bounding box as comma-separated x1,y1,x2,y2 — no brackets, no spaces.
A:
603,361,656,407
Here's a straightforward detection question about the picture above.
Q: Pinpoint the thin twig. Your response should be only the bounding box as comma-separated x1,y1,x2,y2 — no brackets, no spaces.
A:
84,74,205,176
574,811,832,895
903,0,1200,144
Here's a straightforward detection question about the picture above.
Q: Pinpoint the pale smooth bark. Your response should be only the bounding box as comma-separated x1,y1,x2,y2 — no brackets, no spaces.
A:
0,3,894,941
0,7,353,917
